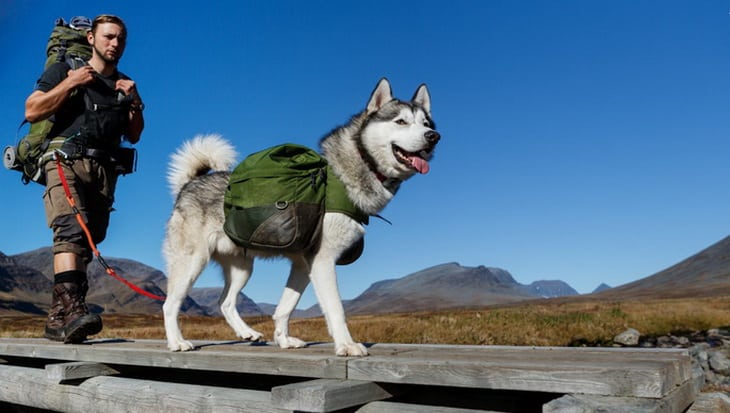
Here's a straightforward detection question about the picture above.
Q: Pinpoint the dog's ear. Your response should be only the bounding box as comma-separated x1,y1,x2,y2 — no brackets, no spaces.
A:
367,78,393,115
412,84,431,117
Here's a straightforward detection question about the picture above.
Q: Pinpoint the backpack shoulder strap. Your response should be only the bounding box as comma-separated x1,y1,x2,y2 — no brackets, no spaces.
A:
325,165,369,225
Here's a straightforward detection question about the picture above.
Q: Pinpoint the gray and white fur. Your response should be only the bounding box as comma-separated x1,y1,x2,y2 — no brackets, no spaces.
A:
162,78,440,356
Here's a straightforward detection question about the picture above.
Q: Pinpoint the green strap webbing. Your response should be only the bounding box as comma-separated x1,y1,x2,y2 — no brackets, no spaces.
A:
325,165,369,225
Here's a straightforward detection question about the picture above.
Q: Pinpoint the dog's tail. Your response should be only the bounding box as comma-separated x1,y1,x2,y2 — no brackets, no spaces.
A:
167,134,238,197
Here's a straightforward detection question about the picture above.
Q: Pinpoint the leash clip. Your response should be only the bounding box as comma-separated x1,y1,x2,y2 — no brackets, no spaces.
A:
53,149,70,161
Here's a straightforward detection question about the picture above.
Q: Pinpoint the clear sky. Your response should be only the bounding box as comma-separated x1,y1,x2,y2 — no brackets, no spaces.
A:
1,1,729,308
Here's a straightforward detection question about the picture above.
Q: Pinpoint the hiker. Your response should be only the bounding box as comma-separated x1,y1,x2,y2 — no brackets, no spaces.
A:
24,15,144,343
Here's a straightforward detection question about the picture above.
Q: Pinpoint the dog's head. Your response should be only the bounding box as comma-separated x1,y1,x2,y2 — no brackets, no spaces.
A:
360,78,440,181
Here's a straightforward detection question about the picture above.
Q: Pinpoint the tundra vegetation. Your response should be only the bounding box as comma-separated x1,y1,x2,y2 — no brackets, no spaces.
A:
1,296,729,346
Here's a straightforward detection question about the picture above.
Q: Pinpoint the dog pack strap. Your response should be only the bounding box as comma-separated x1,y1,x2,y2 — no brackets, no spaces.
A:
325,165,369,225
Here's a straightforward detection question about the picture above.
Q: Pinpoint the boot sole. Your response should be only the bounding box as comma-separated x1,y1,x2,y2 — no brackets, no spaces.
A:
64,314,103,344
44,328,65,342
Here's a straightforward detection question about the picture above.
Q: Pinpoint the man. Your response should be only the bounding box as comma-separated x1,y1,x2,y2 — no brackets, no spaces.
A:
24,15,144,343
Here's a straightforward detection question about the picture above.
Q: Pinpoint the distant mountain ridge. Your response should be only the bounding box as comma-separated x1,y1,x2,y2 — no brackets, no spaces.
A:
592,283,612,294
187,288,265,317
2,235,729,316
282,263,580,317
593,236,730,299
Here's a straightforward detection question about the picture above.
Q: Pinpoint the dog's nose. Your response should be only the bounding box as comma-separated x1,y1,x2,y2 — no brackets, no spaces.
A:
425,130,440,144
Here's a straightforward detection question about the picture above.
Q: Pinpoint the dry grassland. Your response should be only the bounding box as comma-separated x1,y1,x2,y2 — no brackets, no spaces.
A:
1,296,729,346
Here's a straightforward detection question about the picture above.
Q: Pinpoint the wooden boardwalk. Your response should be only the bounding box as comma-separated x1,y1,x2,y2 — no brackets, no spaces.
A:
0,338,704,412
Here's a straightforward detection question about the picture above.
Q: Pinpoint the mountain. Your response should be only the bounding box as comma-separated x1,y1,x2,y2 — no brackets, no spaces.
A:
4,234,729,317
0,252,48,315
187,288,265,317
524,280,578,298
593,236,730,299
339,263,566,315
592,283,612,293
261,265,583,317
0,247,205,315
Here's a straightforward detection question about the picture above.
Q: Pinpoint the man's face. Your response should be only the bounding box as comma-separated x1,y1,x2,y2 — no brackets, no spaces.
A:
88,23,126,64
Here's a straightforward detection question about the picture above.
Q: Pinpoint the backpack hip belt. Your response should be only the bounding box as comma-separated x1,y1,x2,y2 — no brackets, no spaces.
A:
45,136,137,176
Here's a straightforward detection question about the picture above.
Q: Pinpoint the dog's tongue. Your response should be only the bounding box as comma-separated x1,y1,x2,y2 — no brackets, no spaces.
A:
409,155,430,174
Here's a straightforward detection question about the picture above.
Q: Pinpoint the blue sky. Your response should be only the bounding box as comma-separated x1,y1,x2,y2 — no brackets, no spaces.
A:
1,1,729,308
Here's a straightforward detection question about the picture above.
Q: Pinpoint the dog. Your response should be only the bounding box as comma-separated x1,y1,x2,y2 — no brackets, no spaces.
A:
162,78,440,356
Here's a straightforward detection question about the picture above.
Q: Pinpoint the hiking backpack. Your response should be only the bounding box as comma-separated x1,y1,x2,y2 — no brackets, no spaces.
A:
223,143,370,265
223,144,329,252
3,16,93,185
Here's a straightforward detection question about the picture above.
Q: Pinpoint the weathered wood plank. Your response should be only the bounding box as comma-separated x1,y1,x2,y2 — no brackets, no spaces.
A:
363,343,693,382
352,344,691,398
356,401,502,412
0,339,695,399
46,361,119,383
271,379,392,412
347,354,684,398
0,338,347,379
542,366,704,413
0,363,286,413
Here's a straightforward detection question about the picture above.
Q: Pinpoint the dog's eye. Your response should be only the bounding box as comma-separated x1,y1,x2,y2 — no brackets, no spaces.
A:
395,119,408,125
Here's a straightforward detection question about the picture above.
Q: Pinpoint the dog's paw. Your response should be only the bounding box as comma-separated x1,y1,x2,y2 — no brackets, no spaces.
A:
167,339,195,352
274,335,307,349
238,329,264,342
335,342,369,357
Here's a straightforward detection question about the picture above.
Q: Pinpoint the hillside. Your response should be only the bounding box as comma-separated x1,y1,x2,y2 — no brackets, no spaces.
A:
2,235,728,316
593,236,730,299
346,263,530,314
187,288,265,317
0,248,205,316
288,263,579,317
0,252,48,315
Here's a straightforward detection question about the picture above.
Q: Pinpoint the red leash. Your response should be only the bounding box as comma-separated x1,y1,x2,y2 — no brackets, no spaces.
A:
54,154,166,301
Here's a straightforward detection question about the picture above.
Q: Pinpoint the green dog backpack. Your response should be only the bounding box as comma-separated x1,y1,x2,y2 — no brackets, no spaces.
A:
223,144,329,252
3,16,93,185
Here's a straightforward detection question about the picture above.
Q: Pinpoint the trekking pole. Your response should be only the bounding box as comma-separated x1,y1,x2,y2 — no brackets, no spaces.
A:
54,153,166,301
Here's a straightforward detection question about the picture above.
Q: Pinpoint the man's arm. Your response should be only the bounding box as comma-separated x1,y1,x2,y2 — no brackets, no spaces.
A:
24,66,96,123
126,105,144,144
115,78,144,144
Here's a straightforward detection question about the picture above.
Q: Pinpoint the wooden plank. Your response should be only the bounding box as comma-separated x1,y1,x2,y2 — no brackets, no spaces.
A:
356,401,502,413
364,343,693,382
46,361,119,383
0,339,695,399
542,366,703,413
271,379,392,412
321,342,693,391
0,338,347,379
347,353,686,398
0,363,287,413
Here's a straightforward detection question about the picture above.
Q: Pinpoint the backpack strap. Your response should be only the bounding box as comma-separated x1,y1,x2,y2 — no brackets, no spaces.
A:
325,165,369,225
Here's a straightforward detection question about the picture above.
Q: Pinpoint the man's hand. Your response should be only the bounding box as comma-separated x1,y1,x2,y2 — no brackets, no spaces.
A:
118,78,144,144
66,66,96,88
25,66,97,122
115,79,138,98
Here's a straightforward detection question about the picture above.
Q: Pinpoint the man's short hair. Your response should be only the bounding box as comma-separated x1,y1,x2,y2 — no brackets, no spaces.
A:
91,14,127,36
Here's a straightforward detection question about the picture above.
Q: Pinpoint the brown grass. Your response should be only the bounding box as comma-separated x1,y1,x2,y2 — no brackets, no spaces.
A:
1,296,729,346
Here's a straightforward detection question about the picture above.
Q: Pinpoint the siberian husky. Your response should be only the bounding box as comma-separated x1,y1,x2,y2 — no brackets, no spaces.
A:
162,78,440,356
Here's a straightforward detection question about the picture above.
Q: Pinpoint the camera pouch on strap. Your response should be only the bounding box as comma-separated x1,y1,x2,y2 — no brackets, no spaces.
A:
223,144,327,252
